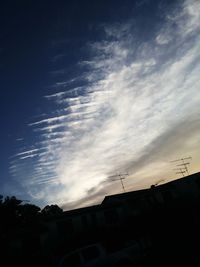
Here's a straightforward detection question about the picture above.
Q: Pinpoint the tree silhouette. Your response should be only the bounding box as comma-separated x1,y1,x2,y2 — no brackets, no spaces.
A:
0,195,64,267
19,203,41,224
41,204,63,218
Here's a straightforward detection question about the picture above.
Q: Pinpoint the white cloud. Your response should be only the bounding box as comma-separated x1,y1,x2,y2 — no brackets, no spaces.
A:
156,32,171,45
10,0,200,208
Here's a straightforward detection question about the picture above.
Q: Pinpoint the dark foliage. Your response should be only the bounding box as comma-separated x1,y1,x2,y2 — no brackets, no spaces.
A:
0,195,63,267
41,204,63,218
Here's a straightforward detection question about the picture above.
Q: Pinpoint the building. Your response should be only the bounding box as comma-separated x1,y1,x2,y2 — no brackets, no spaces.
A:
40,172,200,265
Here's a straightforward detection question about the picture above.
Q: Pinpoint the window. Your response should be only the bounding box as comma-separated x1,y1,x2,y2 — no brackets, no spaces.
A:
62,253,81,267
82,246,100,262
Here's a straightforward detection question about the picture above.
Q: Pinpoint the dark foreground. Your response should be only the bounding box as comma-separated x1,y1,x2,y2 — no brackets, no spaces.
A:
1,172,200,266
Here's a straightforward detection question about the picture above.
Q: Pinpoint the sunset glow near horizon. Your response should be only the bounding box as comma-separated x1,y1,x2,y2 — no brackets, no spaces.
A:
1,0,200,210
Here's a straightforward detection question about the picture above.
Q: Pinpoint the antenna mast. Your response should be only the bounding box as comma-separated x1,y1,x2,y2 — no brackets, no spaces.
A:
108,172,129,193
171,157,192,177
173,168,186,177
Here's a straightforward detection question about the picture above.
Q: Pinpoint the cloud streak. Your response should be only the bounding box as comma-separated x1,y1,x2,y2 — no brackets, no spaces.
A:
10,0,200,208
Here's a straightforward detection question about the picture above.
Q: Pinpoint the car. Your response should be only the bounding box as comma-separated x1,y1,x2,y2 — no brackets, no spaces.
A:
56,239,151,267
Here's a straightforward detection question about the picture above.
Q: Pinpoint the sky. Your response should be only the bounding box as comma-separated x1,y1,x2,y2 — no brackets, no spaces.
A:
0,0,200,210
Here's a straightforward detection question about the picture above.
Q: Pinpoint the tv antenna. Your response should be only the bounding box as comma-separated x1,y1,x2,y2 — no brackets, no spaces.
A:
171,157,192,176
173,168,186,177
108,172,129,193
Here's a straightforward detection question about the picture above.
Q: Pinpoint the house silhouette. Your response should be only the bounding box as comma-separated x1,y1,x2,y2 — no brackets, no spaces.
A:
38,172,200,266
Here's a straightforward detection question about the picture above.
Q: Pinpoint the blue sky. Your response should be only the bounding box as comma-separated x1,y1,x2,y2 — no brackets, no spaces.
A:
0,0,200,209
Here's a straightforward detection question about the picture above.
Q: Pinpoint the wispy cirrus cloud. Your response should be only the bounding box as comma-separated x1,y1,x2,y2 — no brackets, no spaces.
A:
10,0,200,209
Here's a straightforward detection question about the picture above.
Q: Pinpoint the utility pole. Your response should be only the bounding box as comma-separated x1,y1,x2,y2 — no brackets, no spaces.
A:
108,173,129,193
